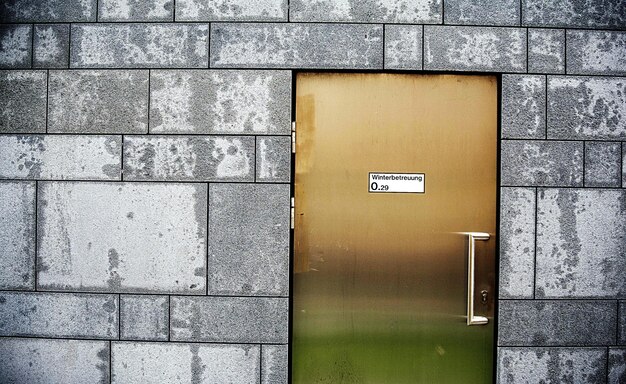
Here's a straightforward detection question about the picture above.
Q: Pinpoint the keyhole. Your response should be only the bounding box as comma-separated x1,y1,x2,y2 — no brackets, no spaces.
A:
480,290,488,304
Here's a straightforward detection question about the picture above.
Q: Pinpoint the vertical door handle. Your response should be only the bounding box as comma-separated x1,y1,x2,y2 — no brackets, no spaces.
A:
467,232,490,326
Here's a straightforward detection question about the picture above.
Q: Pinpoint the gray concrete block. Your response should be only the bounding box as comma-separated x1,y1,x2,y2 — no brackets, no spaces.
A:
621,301,626,344
123,136,255,182
178,0,287,21
98,0,173,21
120,295,168,341
548,76,626,140
499,188,535,299
497,347,607,384
522,0,626,29
567,30,626,76
290,0,442,23
0,292,118,339
48,70,148,134
444,0,519,26
70,24,209,68
498,300,617,346
424,26,526,72
33,24,70,68
528,28,565,74
0,182,35,290
171,296,288,343
112,342,260,383
262,344,288,384
256,136,291,182
502,75,546,139
384,25,423,70
623,145,626,188
0,135,121,180
150,70,291,134
37,182,207,294
0,70,46,133
501,140,583,186
585,141,621,187
610,348,626,384
0,338,109,384
208,184,289,295
210,23,383,69
0,25,32,69
0,0,97,22
536,189,626,298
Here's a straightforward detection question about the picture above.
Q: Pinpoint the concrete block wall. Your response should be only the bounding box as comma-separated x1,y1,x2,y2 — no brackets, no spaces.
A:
0,0,624,383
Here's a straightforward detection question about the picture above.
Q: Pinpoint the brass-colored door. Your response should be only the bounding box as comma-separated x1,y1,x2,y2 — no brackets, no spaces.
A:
293,73,497,383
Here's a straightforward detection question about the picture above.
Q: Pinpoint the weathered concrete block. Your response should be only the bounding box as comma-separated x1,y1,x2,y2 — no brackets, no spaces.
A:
290,0,442,23
548,76,626,140
37,182,207,294
501,140,583,186
0,292,118,339
498,300,617,346
567,30,626,76
0,70,46,133
120,295,168,341
208,184,289,295
0,182,35,290
171,296,288,343
178,0,286,21
502,75,546,139
624,145,626,188
617,301,626,345
424,26,526,72
444,0,519,26
522,0,626,29
0,135,121,180
0,338,109,384
150,70,291,134
48,70,148,134
499,188,535,299
0,25,32,69
256,136,291,182
33,24,70,68
123,136,254,181
210,23,383,69
536,189,626,298
112,342,259,383
98,0,173,21
70,24,209,68
384,25,423,70
610,348,626,384
0,0,97,22
585,141,622,187
497,347,607,384
262,344,288,384
528,28,565,74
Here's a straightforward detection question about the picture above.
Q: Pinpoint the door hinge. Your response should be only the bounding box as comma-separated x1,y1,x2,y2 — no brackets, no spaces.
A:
290,197,295,229
291,121,296,154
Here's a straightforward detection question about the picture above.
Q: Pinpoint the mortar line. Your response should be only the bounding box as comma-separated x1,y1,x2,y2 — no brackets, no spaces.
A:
205,184,209,296
287,0,290,22
525,28,529,73
582,141,586,187
30,24,34,68
421,25,425,70
0,334,288,345
207,22,211,68
564,30,568,74
34,181,38,291
605,346,610,380
0,178,291,186
441,0,445,23
544,74,547,139
620,142,623,188
45,70,50,133
0,132,290,137
147,70,151,134
382,24,385,69
121,135,124,181
67,24,72,69
167,295,171,341
519,0,522,26
96,0,99,22
254,137,257,182
616,300,620,344
259,344,263,384
109,340,112,384
173,0,176,22
533,186,537,299
118,293,121,340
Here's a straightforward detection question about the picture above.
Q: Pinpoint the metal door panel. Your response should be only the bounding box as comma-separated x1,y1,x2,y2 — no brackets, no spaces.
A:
293,73,497,383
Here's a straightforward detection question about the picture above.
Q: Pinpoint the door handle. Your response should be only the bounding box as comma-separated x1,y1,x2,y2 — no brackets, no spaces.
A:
467,232,490,326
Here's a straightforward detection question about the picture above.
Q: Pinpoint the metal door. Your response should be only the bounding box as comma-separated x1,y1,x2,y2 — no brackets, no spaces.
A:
292,73,497,383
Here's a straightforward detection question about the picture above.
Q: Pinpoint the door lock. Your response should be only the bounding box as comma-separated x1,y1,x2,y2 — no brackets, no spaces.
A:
480,290,488,304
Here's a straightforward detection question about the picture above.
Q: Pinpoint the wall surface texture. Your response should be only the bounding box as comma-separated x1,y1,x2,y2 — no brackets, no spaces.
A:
0,0,624,383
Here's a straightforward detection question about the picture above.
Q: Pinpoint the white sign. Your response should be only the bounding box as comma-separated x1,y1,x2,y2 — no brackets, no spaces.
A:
368,173,425,193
